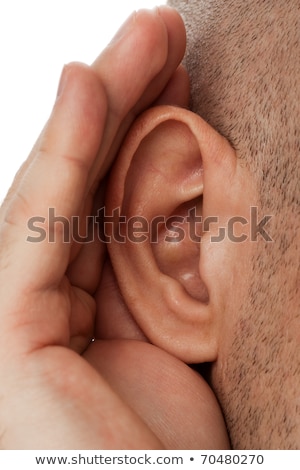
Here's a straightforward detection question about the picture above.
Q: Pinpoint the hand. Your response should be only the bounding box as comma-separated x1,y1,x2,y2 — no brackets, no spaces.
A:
0,7,188,449
87,259,230,449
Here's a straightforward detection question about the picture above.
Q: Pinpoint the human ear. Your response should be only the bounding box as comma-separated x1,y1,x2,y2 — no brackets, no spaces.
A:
105,105,242,363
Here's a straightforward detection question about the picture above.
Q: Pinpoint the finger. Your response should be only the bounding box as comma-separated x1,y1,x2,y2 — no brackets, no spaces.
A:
130,7,187,111
92,7,186,118
94,260,147,341
69,286,96,354
65,7,187,294
84,339,231,450
1,8,185,292
65,179,107,295
68,66,190,296
0,63,107,293
88,6,186,187
154,65,190,107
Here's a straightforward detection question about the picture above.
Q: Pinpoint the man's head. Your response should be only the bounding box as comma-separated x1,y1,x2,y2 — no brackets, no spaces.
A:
168,0,300,449
105,0,299,449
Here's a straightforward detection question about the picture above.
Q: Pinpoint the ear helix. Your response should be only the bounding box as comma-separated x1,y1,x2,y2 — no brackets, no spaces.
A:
105,106,218,363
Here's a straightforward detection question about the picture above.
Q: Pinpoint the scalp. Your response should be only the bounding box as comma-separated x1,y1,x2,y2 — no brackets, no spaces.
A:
169,0,300,207
169,0,300,448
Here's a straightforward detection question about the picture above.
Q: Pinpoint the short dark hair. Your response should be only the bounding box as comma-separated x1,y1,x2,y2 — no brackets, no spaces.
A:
170,0,299,210
169,0,300,449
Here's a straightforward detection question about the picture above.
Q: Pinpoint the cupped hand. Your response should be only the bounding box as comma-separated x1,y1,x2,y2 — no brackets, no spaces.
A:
0,7,188,449
91,259,230,450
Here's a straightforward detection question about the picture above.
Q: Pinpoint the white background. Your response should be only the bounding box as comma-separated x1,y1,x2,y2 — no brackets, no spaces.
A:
0,0,165,203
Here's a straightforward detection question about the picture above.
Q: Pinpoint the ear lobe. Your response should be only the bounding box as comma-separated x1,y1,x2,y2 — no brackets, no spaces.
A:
105,106,236,363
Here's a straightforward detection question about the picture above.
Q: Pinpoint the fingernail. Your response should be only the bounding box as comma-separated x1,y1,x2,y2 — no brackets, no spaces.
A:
56,65,68,98
109,11,137,44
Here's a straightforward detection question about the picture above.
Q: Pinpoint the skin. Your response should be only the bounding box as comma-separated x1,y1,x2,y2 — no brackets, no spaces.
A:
169,0,300,449
3,1,298,451
0,7,229,449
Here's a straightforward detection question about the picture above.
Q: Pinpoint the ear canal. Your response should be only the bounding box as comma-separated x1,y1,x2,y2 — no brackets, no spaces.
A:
105,106,218,363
